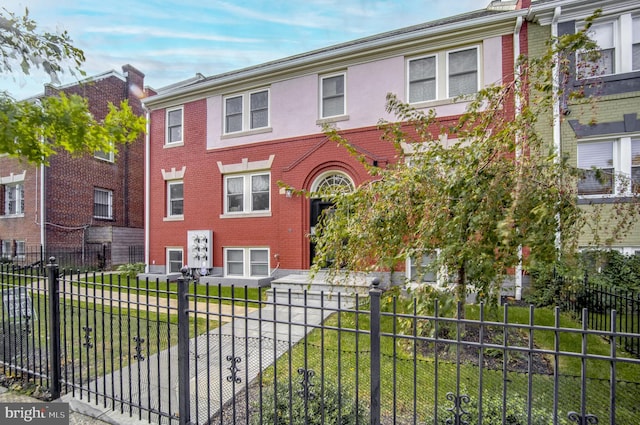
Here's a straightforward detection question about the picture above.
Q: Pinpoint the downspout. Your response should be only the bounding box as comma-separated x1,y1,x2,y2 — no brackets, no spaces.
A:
514,16,524,301
144,105,150,273
40,165,45,250
552,7,562,253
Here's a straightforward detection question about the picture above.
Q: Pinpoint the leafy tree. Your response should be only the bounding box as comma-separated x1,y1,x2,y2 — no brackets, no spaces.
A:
305,11,640,306
0,7,145,164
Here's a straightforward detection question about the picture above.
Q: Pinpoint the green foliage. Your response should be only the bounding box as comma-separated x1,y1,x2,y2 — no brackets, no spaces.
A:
252,378,369,425
0,7,146,163
382,284,457,340
305,10,639,307
116,262,146,279
433,390,553,425
0,7,85,83
581,250,640,291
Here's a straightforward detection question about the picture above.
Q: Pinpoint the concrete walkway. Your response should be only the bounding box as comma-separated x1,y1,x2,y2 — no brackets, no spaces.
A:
64,300,334,424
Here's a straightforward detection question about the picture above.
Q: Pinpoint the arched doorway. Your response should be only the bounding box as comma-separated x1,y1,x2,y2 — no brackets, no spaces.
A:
309,171,355,266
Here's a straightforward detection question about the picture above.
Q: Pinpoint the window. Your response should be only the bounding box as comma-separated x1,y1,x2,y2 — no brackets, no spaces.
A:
94,141,115,162
407,253,438,283
578,137,640,196
1,240,11,259
167,181,184,217
166,107,183,145
408,56,437,103
448,47,478,98
321,74,345,118
93,188,113,219
167,248,183,274
4,183,23,215
224,89,269,134
15,241,25,260
224,173,270,214
578,14,640,77
224,248,269,277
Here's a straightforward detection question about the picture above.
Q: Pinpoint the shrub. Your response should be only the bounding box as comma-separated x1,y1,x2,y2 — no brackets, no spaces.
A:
252,377,368,425
433,390,553,425
116,262,145,279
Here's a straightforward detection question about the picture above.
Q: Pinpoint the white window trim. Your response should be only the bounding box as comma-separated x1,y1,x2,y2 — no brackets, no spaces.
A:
166,247,184,274
577,135,640,198
578,13,639,77
165,106,184,146
94,141,115,162
223,247,270,278
407,54,438,104
320,72,347,119
223,88,270,135
4,182,24,216
93,188,113,219
166,180,184,219
406,249,446,286
222,172,271,216
446,45,480,99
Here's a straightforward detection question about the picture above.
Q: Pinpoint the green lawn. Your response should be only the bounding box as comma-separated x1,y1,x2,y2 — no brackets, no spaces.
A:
260,303,640,424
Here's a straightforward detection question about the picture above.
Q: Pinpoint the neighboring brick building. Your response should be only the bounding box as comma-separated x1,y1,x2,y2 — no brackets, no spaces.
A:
0,65,148,268
142,1,532,286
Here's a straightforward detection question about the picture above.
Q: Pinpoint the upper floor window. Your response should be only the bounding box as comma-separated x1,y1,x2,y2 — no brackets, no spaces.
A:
166,107,183,145
224,173,270,214
578,137,640,196
408,55,437,103
167,180,184,217
448,47,478,98
321,73,345,118
4,183,24,215
94,141,115,162
93,188,113,219
579,14,640,78
224,89,269,134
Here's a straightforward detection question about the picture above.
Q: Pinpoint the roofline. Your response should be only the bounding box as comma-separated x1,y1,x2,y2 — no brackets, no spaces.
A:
143,8,530,109
44,69,126,93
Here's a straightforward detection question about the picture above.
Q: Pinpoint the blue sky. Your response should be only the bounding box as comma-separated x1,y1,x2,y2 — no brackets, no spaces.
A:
1,0,482,99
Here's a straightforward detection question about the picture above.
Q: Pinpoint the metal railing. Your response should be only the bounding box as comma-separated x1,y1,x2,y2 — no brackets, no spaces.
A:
0,260,639,424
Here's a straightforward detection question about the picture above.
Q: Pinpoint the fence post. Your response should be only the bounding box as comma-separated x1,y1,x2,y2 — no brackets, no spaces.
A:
46,257,61,400
370,277,381,425
177,268,191,425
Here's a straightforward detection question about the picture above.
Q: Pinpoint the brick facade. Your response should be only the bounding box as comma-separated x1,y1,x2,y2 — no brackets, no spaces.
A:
0,65,147,265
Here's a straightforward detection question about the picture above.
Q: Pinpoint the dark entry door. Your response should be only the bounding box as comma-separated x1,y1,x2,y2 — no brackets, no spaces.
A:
309,198,334,267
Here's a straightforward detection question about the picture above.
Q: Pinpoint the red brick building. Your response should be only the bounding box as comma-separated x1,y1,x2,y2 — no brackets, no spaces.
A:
142,2,531,287
0,65,148,268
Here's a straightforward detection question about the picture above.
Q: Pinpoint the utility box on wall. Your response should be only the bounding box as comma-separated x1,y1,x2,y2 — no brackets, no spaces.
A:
187,230,212,270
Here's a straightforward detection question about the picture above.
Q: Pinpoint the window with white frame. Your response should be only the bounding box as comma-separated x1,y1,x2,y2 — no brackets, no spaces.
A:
578,137,640,196
321,73,345,118
4,183,24,215
578,14,640,77
1,240,12,259
448,47,478,98
15,240,25,259
224,89,269,134
166,107,183,145
224,248,269,277
224,173,270,214
408,55,437,103
407,252,439,283
94,141,115,162
166,248,183,274
167,180,184,217
93,188,113,219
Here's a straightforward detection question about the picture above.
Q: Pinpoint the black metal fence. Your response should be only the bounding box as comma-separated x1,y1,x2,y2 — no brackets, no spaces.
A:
1,261,640,424
2,245,112,272
563,280,640,357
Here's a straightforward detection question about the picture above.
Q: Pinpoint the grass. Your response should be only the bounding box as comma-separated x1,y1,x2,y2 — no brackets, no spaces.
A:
64,272,264,307
259,303,640,423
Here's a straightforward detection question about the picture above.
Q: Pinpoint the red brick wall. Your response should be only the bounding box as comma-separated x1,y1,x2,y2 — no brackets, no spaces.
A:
0,158,41,249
